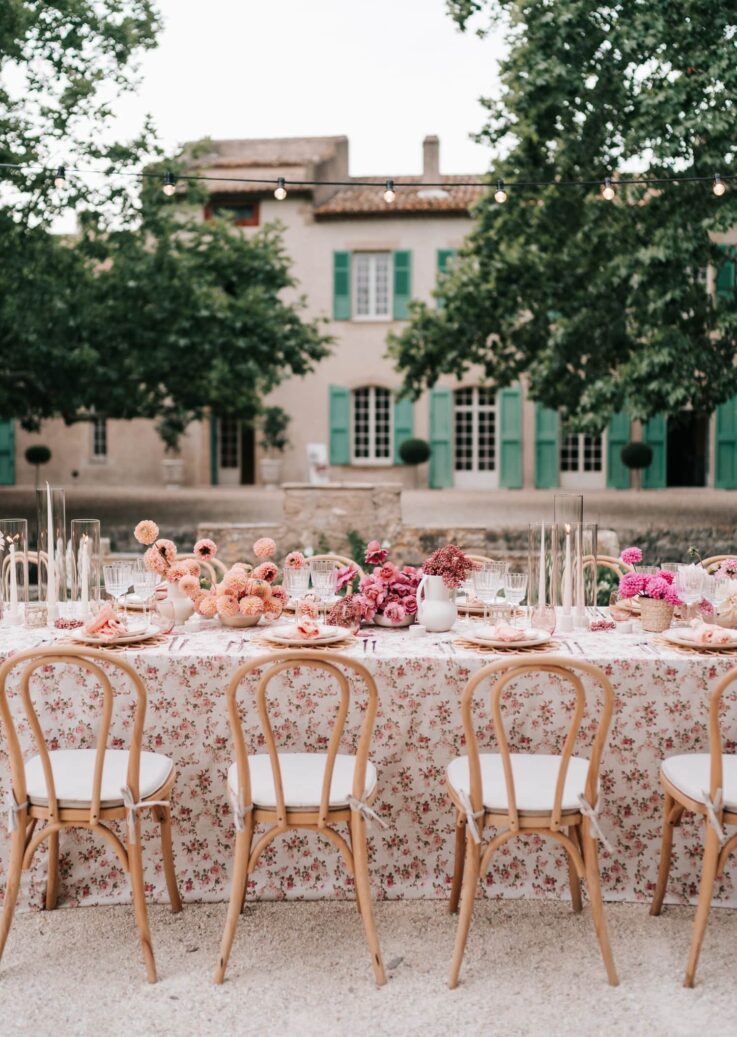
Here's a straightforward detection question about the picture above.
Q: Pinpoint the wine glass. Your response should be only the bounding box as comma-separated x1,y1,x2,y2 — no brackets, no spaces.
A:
472,563,503,623
703,574,730,617
503,571,528,625
131,561,161,625
103,562,134,616
309,559,338,622
283,565,310,603
675,565,705,624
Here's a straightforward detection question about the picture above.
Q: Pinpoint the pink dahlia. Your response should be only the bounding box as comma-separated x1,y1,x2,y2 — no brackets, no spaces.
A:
194,538,217,559
134,520,159,546
296,599,319,620
245,577,270,600
166,561,191,584
252,561,279,584
239,595,264,617
620,546,642,567
284,551,306,570
222,570,249,596
197,593,218,618
178,574,200,598
155,538,177,565
143,546,168,575
618,571,646,599
270,585,289,605
253,537,276,559
656,568,674,585
217,594,240,618
643,576,671,601
365,540,388,566
263,598,283,619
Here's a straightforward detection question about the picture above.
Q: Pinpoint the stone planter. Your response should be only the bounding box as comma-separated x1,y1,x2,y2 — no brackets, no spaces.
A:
640,598,673,633
162,457,184,489
260,458,283,489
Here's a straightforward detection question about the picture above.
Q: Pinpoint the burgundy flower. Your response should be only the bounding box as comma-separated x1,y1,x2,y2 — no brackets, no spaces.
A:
365,540,388,566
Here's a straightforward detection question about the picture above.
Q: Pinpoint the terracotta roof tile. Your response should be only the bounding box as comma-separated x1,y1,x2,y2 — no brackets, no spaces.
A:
313,176,485,217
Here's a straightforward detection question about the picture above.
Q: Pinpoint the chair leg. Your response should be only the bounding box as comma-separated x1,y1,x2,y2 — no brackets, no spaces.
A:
0,822,26,965
581,823,619,986
566,826,583,914
45,828,59,911
351,812,386,987
448,836,481,990
127,825,157,984
449,811,467,914
651,792,678,916
684,822,720,988
214,827,251,984
156,806,182,914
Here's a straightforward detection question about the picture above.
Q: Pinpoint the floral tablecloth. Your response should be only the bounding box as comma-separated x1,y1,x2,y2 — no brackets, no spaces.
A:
1,621,736,910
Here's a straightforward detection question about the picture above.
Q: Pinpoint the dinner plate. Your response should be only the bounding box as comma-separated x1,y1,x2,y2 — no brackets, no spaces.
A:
121,593,147,611
264,624,349,646
466,628,551,649
69,623,159,647
660,627,737,650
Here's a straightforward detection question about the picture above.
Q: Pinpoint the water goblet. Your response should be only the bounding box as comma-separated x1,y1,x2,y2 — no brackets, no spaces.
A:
132,561,161,625
472,564,502,623
103,562,134,616
503,571,528,625
283,565,310,603
675,565,705,624
309,559,338,622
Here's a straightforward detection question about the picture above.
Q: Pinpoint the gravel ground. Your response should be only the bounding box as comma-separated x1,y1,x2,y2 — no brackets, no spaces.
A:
1,900,734,1037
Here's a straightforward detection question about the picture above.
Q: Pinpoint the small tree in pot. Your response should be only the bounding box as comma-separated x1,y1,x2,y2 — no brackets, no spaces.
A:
259,407,290,488
620,441,653,491
398,437,432,488
25,445,51,488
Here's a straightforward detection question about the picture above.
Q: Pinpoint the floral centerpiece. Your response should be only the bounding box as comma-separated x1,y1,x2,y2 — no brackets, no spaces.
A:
194,537,286,628
134,519,209,623
416,543,476,632
617,547,682,632
352,540,422,627
422,544,476,589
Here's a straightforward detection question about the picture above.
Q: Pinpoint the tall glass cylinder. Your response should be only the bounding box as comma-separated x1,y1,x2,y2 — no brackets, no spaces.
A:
0,519,29,623
582,523,599,610
527,522,555,608
553,493,584,528
71,519,101,619
35,485,67,621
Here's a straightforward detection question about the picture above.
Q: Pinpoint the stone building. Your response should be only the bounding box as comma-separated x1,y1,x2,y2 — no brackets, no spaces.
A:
2,134,736,491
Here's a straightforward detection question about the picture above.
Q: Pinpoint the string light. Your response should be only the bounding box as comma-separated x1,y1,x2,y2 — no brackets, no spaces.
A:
494,179,507,203
274,177,287,201
383,179,396,203
162,171,176,196
53,165,66,188
601,177,616,200
713,174,727,197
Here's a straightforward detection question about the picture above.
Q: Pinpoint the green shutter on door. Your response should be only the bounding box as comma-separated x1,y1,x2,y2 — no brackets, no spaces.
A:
499,386,523,489
329,386,350,464
642,414,667,489
716,245,736,301
333,251,351,320
534,404,559,488
0,420,15,485
429,388,452,488
607,411,630,489
393,395,414,464
716,396,737,489
393,250,412,319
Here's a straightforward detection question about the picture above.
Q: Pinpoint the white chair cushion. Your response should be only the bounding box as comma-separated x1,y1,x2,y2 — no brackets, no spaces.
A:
447,753,591,814
661,754,737,810
227,752,377,810
25,749,174,809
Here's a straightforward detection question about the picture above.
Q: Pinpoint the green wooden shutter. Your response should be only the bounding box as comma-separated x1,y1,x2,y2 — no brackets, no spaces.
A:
607,411,630,489
642,414,667,488
393,250,412,319
429,388,453,488
393,395,414,464
499,386,523,489
0,420,15,485
716,396,737,489
329,386,350,464
534,405,559,489
333,251,351,320
716,245,736,301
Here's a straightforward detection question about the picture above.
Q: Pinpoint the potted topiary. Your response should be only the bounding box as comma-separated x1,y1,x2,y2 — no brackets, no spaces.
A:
25,445,51,488
398,437,432,487
620,441,653,491
259,407,290,489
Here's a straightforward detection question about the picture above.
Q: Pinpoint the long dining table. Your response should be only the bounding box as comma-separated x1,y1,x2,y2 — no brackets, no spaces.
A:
0,619,735,911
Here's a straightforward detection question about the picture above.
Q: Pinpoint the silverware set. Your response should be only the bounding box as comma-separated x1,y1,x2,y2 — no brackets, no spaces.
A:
361,637,377,654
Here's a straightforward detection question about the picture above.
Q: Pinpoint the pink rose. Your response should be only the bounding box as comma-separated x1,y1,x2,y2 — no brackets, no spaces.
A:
365,540,388,566
404,595,418,614
335,564,358,593
383,601,406,623
377,562,400,584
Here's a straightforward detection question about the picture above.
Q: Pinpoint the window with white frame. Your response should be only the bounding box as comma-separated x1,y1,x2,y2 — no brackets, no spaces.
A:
560,431,603,472
453,387,497,472
353,252,391,319
91,417,107,459
352,386,392,462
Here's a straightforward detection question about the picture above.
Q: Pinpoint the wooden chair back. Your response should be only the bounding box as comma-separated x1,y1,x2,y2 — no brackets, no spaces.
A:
702,555,737,574
226,652,378,828
1,550,45,598
583,554,631,578
701,665,737,804
0,646,149,826
178,553,218,586
460,655,615,832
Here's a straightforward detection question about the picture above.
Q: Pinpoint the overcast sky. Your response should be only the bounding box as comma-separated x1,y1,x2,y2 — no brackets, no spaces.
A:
112,0,504,177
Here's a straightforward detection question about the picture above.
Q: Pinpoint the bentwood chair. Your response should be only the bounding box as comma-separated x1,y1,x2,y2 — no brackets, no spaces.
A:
701,555,737,574
0,646,181,982
462,553,494,567
1,550,46,599
650,665,737,986
583,554,633,579
214,652,385,986
446,655,618,988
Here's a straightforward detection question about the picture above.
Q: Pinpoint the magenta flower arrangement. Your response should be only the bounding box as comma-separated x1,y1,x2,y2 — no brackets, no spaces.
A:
422,544,476,590
352,542,422,624
618,568,682,605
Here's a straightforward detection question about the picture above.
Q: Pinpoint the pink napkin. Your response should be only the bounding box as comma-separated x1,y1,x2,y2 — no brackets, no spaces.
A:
689,620,735,645
295,617,320,639
486,623,526,642
83,602,127,640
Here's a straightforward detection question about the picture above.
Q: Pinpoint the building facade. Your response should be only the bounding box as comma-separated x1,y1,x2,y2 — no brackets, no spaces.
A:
2,134,736,490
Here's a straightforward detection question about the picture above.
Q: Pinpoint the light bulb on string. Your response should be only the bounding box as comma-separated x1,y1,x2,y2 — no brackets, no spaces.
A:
713,174,727,197
162,172,176,197
601,177,616,200
53,166,66,188
383,179,396,204
274,177,287,201
494,179,507,204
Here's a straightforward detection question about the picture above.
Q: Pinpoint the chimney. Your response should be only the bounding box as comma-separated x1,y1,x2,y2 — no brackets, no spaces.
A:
422,135,440,182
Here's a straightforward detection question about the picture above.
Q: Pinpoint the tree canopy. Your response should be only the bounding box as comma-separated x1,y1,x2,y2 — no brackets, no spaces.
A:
391,1,737,428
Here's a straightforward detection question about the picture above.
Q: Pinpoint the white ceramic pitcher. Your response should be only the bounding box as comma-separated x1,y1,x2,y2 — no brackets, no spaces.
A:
416,574,457,632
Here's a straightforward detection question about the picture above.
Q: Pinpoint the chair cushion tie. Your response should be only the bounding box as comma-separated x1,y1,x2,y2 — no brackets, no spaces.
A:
701,788,727,846
347,795,388,830
458,789,485,845
6,789,28,833
577,794,613,854
120,785,170,844
229,790,254,833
